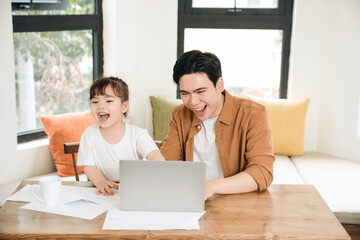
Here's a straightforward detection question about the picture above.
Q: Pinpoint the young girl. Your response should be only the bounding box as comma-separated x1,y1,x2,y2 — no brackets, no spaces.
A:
77,76,165,195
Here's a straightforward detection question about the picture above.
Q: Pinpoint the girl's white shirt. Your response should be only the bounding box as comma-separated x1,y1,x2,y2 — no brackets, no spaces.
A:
77,123,158,181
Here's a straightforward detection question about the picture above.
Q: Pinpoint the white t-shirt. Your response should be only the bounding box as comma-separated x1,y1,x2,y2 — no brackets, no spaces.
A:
193,116,224,182
77,124,158,181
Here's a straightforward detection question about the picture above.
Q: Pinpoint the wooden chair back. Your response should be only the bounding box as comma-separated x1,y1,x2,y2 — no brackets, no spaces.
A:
64,142,80,181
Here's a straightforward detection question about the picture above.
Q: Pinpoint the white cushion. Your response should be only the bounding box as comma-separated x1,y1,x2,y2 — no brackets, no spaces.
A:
292,152,360,224
272,155,305,185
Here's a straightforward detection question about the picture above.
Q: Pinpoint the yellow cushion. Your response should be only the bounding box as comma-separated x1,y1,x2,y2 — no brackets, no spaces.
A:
250,97,310,156
39,111,97,177
150,96,182,141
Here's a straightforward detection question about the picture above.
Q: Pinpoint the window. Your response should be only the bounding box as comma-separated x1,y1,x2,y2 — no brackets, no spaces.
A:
177,0,293,99
12,0,103,143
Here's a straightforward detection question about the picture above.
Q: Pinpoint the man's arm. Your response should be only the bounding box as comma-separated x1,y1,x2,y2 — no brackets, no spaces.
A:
206,104,274,199
242,108,274,191
160,107,183,160
205,172,257,200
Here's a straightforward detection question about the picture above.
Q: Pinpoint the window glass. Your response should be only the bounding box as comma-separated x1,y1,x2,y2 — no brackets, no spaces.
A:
12,0,95,15
13,30,93,132
192,0,278,9
184,28,282,98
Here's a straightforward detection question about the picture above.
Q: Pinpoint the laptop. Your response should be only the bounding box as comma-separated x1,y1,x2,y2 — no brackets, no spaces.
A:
119,160,206,212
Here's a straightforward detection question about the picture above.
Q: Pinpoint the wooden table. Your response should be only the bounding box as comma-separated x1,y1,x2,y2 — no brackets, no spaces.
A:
0,181,350,239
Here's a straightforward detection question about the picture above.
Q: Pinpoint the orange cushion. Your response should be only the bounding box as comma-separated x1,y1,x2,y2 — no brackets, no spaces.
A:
39,111,97,177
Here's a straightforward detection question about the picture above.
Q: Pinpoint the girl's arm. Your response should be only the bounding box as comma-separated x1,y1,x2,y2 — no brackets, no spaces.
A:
84,165,118,195
146,149,165,161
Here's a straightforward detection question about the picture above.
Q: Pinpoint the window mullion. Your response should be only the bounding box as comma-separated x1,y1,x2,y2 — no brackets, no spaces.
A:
13,15,100,32
181,15,288,29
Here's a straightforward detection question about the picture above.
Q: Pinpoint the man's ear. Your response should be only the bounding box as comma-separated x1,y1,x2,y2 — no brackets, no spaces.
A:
122,100,129,114
216,77,225,93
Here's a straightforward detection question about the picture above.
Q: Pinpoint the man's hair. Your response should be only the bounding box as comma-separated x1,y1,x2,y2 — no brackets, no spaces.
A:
89,76,129,116
173,50,222,87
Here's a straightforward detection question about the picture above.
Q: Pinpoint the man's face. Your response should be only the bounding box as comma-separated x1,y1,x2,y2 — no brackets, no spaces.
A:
179,72,224,121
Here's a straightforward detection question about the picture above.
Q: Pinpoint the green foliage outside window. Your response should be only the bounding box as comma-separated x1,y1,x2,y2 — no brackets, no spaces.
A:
13,0,96,132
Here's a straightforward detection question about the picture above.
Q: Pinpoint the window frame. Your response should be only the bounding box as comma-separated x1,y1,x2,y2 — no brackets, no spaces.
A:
177,0,294,99
12,0,68,11
12,0,103,143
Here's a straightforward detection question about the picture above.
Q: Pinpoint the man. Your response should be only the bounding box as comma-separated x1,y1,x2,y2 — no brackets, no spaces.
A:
160,50,275,200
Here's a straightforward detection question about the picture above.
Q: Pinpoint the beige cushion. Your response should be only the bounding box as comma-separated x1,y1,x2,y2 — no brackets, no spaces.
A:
250,97,310,156
150,96,182,141
272,155,305,185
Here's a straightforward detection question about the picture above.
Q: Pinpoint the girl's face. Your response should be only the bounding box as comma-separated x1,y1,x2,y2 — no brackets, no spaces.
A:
90,85,129,130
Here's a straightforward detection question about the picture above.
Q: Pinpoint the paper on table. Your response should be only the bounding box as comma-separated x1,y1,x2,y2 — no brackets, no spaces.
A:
8,184,120,219
8,184,83,204
7,185,37,203
83,190,120,208
8,184,120,207
0,180,21,207
21,199,108,220
9,184,205,227
102,210,206,230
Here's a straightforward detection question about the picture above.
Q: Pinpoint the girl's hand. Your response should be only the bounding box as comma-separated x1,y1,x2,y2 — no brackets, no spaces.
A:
95,181,119,196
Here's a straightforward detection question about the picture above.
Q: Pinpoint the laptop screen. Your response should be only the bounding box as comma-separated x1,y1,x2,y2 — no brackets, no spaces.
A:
119,160,206,212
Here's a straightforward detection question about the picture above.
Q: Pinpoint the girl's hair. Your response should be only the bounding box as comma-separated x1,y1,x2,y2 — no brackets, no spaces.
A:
89,76,129,117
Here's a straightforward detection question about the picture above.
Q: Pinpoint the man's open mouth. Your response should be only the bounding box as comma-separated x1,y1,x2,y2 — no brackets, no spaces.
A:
194,105,207,113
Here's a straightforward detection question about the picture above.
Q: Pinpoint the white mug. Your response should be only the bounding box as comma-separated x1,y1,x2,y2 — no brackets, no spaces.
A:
32,176,62,206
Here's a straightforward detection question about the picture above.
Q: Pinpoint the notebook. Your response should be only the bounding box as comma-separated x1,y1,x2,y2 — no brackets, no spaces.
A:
119,160,206,212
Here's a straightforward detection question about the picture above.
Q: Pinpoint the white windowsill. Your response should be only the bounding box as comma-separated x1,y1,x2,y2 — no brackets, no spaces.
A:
17,138,49,151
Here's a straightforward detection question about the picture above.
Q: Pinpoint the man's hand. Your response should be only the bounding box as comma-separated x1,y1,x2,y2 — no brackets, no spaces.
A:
205,180,218,200
95,181,119,196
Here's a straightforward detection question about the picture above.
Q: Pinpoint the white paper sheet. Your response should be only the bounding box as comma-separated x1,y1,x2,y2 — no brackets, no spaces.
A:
8,184,119,207
9,184,205,230
102,210,205,230
7,184,37,203
8,184,120,218
21,199,108,220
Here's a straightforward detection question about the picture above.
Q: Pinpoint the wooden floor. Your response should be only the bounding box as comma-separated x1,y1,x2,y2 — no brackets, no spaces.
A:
343,224,360,240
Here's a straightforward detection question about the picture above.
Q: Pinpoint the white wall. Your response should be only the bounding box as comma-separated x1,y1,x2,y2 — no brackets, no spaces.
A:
289,0,360,161
0,0,60,185
0,1,32,185
103,0,178,134
0,0,17,184
1,0,359,185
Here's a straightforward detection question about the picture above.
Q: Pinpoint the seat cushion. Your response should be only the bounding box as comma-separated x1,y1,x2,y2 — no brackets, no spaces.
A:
272,155,305,185
291,152,360,224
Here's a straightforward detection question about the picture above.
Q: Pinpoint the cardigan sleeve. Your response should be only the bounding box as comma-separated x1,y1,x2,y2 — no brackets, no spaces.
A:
243,108,275,191
160,106,184,161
